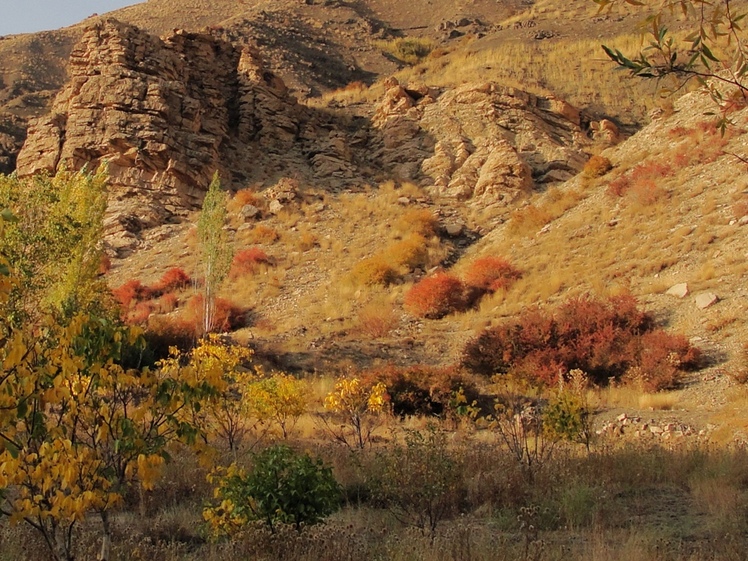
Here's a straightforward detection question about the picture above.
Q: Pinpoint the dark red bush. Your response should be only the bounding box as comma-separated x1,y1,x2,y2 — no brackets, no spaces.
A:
362,364,484,418
111,279,153,311
127,301,153,325
184,294,247,333
462,293,699,388
152,267,191,294
625,330,701,391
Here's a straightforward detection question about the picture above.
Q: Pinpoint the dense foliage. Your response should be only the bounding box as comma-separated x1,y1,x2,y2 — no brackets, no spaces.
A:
204,445,341,535
462,294,700,390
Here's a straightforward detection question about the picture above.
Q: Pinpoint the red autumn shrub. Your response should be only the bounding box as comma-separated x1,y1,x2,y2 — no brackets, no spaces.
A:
230,247,271,279
227,188,261,214
184,294,247,333
630,161,672,182
462,307,559,382
154,292,179,314
463,256,522,296
404,273,465,319
607,160,673,199
462,294,699,388
667,125,694,139
127,301,153,325
111,279,153,311
152,267,191,294
624,330,701,391
629,179,667,206
607,175,631,197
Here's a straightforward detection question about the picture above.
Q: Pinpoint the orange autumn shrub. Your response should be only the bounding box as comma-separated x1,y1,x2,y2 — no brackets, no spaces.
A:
404,273,465,319
230,247,271,279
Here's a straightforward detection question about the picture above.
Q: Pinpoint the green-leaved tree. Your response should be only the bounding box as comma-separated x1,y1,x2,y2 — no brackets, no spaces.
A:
197,172,233,335
0,167,111,326
593,0,748,130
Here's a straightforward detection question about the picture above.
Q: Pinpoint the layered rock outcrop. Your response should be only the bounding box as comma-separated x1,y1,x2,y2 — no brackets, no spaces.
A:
15,19,592,255
372,79,590,205
15,19,334,254
18,21,250,248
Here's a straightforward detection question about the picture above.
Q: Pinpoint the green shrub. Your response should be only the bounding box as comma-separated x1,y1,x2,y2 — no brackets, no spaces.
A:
543,371,593,450
204,445,341,535
373,427,461,536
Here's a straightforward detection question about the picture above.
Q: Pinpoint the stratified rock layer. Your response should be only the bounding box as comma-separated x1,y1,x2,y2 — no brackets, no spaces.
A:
372,79,590,206
16,20,592,254
17,21,273,245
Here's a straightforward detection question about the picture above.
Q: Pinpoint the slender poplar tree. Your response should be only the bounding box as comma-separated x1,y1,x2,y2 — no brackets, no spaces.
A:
197,172,233,335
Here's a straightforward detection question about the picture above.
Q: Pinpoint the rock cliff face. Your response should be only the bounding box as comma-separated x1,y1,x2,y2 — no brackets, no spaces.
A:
15,19,593,254
15,20,286,251
371,79,590,206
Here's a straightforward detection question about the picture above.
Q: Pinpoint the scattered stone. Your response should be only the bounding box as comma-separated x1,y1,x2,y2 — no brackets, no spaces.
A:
538,169,573,183
590,119,620,145
533,29,556,40
240,204,261,220
666,283,689,298
268,200,284,214
649,425,664,435
397,196,411,205
616,413,628,422
444,222,464,236
739,215,748,226
695,292,719,309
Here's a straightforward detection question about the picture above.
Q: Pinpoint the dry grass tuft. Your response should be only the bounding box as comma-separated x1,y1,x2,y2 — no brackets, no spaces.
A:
357,298,399,338
377,37,435,65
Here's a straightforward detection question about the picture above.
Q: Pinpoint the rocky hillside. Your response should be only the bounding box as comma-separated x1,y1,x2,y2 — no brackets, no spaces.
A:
15,18,593,256
5,0,735,175
0,0,526,173
2,0,748,434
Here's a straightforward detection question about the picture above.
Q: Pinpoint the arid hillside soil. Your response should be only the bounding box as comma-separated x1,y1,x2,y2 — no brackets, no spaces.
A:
1,0,748,439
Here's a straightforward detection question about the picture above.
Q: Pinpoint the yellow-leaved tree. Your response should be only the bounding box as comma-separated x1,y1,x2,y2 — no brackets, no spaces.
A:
0,167,111,326
157,335,256,453
246,371,309,439
322,377,389,449
0,171,225,561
